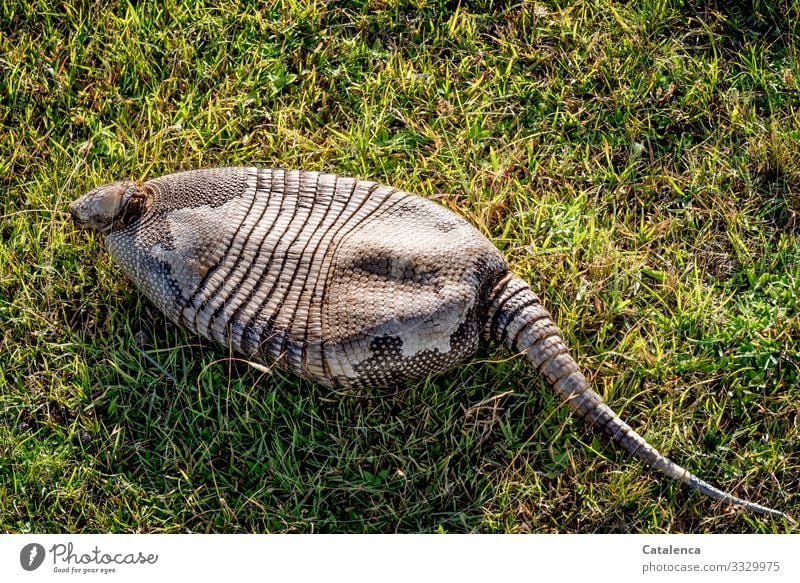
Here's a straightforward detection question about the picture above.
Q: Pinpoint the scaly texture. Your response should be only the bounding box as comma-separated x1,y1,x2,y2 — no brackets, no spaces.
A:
69,167,792,522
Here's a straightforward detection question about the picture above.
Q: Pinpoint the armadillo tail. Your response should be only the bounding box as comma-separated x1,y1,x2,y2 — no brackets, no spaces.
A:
486,273,793,522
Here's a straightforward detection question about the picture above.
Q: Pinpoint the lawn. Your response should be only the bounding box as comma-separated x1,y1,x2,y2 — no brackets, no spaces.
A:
1,0,798,533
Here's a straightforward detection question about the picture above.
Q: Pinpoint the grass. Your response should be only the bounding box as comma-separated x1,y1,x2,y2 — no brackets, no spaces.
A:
1,0,799,533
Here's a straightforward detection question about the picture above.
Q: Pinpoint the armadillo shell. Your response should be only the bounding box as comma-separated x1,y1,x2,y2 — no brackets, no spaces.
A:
105,167,509,388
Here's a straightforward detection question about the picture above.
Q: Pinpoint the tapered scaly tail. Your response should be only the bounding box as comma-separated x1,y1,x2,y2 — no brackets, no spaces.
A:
486,273,792,522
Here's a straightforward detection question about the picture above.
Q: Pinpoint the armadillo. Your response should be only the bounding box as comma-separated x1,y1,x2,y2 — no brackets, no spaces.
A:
69,167,791,521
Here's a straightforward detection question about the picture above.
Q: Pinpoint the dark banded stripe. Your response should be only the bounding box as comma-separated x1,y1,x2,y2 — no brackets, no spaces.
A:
245,172,354,364
282,173,351,375
270,171,335,373
204,169,275,343
221,168,302,350
223,169,295,351
488,283,529,342
237,170,354,361
193,168,276,342
234,169,309,356
241,173,362,367
495,295,541,343
228,170,324,359
300,174,347,378
180,168,260,331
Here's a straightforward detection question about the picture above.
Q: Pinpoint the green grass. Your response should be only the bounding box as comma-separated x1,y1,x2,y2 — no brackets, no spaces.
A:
1,0,799,533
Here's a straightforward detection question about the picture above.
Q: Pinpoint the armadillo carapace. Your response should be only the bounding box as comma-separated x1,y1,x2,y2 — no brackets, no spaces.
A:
69,167,791,521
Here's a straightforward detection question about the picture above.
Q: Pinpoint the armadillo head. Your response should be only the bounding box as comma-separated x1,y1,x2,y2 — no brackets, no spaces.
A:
69,181,145,234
